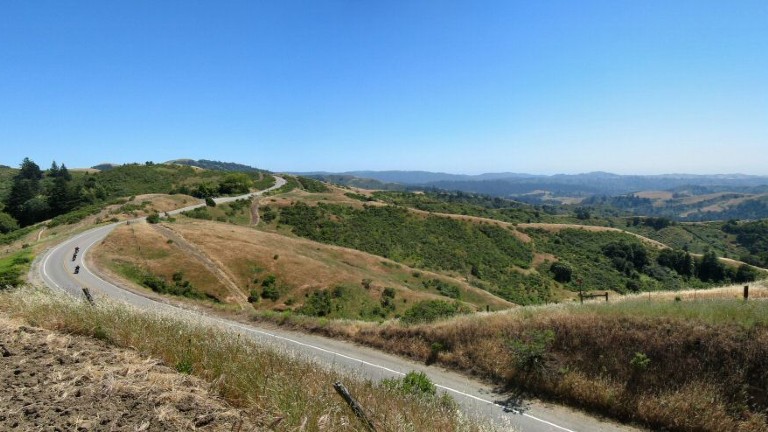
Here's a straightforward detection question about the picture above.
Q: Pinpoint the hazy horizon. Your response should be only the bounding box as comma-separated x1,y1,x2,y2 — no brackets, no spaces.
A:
2,2,766,175
3,158,768,179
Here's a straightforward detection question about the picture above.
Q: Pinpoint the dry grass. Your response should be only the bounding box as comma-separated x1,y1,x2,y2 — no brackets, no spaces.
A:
96,218,514,314
616,282,768,302
0,286,494,432
257,282,768,432
93,223,233,303
263,186,379,210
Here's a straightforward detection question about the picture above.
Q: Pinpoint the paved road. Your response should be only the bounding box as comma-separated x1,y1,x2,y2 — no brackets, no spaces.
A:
35,177,642,432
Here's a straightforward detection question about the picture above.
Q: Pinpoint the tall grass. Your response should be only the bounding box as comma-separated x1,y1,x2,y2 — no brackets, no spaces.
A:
0,286,493,432
249,283,768,431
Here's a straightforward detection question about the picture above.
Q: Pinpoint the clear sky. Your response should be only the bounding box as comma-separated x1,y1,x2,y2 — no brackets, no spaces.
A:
1,1,766,175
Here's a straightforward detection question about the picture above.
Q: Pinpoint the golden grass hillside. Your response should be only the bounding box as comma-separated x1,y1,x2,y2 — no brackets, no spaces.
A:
92,218,514,318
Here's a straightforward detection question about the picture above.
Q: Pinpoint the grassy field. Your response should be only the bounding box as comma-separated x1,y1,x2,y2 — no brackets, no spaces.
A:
0,286,494,432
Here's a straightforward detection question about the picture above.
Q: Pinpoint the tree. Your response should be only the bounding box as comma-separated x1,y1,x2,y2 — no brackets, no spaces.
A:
697,250,726,282
17,157,43,181
0,212,19,234
193,183,219,198
218,173,252,195
602,241,649,276
735,264,759,283
4,158,44,226
574,207,591,220
549,262,573,283
48,163,75,215
657,249,694,278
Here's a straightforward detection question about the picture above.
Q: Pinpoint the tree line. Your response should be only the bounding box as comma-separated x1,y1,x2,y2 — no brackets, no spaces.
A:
0,158,262,232
1,158,96,230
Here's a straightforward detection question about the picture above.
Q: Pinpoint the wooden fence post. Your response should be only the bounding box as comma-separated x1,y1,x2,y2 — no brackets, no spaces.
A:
744,285,749,300
333,381,376,432
82,288,95,306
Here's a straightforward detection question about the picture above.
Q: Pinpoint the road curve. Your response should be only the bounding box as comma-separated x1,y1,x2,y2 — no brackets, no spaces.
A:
35,176,642,432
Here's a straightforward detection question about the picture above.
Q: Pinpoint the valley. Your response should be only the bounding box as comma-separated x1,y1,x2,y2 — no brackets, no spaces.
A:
2,159,768,431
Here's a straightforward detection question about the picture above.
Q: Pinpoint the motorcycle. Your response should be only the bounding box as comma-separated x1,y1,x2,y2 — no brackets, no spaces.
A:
74,265,80,274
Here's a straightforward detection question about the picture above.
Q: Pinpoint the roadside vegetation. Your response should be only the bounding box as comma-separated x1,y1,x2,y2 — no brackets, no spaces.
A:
0,249,33,287
250,283,768,432
0,286,490,431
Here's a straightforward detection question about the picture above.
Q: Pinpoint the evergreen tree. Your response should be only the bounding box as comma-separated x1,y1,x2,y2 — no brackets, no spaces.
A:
696,250,726,282
48,162,75,214
4,158,44,226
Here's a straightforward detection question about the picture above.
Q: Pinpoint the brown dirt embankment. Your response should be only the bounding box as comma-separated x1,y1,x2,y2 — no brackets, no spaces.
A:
0,315,255,431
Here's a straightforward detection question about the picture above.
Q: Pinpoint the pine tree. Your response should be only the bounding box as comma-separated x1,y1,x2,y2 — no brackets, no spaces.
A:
4,158,44,226
48,163,75,215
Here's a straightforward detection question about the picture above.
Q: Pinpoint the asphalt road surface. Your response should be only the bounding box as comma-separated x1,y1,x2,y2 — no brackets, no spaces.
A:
35,177,643,432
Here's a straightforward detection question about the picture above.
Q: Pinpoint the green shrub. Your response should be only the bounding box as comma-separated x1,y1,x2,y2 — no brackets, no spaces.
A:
400,300,465,325
182,207,212,220
382,371,436,397
421,279,461,299
296,176,330,193
146,213,160,224
0,250,33,287
261,275,280,301
506,329,555,375
298,290,332,317
630,352,651,371
381,287,396,312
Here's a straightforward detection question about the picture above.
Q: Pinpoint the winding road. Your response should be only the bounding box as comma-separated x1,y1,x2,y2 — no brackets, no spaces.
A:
35,177,642,432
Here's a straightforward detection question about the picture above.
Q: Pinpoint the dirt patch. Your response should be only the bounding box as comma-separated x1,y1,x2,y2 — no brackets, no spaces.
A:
532,252,557,267
250,200,259,225
0,315,255,431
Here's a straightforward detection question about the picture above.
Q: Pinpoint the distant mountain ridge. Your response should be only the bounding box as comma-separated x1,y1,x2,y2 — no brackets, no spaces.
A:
296,170,768,196
166,159,266,172
92,159,266,173
295,170,768,220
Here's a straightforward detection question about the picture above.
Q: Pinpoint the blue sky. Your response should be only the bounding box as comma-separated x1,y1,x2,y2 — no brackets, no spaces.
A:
1,1,766,175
